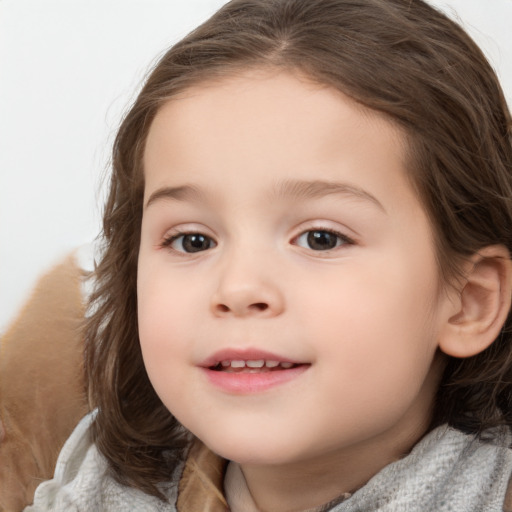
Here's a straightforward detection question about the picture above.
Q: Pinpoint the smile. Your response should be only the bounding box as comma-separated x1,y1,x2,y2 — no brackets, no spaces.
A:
200,349,310,393
211,359,298,372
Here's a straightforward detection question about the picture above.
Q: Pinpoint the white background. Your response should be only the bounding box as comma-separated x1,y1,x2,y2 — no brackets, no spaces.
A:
1,0,511,334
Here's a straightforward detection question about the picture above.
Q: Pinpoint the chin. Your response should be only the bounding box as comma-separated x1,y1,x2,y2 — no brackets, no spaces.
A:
199,430,308,466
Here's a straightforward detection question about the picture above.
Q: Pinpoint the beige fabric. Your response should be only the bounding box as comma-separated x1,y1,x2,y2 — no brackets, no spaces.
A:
224,461,260,512
177,439,229,511
0,253,89,512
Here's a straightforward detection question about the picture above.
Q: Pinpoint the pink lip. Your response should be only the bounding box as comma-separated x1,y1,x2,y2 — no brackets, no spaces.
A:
202,365,309,394
198,347,310,394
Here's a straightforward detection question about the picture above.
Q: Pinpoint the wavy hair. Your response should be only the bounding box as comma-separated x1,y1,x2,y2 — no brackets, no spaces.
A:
85,0,512,499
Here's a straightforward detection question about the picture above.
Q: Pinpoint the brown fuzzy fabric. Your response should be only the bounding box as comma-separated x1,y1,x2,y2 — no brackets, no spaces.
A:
177,439,228,512
0,253,89,511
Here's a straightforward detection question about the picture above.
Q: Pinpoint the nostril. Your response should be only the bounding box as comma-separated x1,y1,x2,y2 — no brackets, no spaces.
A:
251,302,269,311
213,301,271,315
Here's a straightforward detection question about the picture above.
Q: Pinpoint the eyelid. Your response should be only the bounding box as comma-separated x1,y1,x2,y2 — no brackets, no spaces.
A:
160,222,215,241
291,220,357,242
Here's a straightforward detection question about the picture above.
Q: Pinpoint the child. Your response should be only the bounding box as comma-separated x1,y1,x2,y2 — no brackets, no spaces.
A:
25,0,512,510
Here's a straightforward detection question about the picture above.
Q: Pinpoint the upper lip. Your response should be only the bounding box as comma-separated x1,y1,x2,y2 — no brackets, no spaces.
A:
199,348,306,368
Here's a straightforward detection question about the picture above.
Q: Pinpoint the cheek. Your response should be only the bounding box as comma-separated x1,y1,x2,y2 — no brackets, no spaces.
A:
301,270,440,440
138,258,203,332
137,269,195,372
296,254,440,373
137,280,193,411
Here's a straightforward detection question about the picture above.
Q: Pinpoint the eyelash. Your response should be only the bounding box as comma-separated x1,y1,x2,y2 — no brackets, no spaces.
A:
161,227,355,254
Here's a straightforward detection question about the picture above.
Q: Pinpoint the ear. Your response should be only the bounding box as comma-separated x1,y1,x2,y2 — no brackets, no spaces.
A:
439,245,512,358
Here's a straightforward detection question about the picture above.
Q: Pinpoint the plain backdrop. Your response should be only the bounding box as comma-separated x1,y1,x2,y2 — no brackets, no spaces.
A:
1,0,511,334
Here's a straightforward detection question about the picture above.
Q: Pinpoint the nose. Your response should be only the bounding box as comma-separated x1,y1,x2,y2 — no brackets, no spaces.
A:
210,251,285,318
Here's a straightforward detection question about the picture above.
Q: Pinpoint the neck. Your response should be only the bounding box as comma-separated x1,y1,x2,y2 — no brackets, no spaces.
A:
241,423,427,512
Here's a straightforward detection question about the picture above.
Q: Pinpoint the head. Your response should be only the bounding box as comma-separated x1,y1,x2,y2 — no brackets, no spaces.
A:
85,0,512,499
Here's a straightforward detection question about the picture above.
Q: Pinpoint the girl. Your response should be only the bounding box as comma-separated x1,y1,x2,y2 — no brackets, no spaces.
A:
26,0,512,510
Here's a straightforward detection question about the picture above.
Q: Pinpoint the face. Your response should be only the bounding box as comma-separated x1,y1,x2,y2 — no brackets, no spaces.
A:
137,70,454,470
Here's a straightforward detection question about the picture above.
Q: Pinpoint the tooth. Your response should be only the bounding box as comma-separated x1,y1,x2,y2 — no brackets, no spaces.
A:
231,360,246,368
280,362,294,369
246,360,264,368
221,360,230,367
265,360,279,368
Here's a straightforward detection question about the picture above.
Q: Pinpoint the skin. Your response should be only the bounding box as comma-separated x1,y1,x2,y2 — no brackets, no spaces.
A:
137,70,460,512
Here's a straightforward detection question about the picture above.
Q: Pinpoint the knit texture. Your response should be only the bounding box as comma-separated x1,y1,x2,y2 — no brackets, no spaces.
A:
331,426,512,512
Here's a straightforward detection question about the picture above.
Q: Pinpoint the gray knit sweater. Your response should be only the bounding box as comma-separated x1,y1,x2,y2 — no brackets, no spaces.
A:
25,412,512,511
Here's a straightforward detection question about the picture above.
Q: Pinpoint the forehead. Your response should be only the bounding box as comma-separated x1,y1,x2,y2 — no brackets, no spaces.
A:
146,69,404,146
143,69,411,211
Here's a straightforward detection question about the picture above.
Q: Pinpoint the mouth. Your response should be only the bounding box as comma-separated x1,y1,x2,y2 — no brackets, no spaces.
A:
209,359,303,373
199,349,310,393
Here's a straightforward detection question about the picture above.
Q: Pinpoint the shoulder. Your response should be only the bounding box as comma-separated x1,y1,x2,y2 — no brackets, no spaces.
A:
24,411,180,512
342,425,512,512
427,426,512,512
424,426,512,511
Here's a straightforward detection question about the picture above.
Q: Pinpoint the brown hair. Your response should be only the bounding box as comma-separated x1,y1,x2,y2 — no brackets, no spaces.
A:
85,0,512,500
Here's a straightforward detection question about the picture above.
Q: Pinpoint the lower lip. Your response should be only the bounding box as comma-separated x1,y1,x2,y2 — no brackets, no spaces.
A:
201,365,309,394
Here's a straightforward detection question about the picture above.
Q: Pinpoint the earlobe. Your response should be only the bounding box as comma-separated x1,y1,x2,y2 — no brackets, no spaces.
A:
439,245,512,359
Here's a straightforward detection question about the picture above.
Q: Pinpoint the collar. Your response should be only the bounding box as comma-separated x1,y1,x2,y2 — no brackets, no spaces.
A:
176,439,229,512
223,461,352,512
175,443,351,512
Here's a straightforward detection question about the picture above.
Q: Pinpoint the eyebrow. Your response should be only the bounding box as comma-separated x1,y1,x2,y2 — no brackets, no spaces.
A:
144,179,386,213
273,179,386,213
145,185,205,209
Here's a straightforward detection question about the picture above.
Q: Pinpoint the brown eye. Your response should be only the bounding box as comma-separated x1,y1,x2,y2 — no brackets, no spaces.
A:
307,231,338,250
295,229,351,251
169,233,216,253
